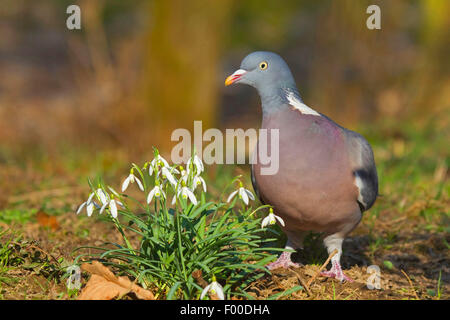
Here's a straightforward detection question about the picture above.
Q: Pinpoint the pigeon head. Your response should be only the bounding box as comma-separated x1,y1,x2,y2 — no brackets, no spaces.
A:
225,51,300,112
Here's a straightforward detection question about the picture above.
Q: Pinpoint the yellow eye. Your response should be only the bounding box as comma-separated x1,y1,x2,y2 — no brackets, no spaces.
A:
259,61,268,70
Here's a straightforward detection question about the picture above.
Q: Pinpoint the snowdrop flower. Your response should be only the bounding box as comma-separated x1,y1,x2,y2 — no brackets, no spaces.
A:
147,185,165,204
121,169,144,192
177,186,197,205
193,175,207,192
76,188,107,216
178,166,189,184
200,276,224,300
227,184,255,205
147,162,155,176
160,166,178,187
92,188,108,205
147,154,170,176
261,208,285,228
187,154,204,174
151,154,169,169
76,199,98,217
100,198,123,218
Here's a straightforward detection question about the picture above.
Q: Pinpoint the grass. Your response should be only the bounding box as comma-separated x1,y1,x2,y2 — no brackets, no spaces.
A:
0,209,38,225
0,113,448,299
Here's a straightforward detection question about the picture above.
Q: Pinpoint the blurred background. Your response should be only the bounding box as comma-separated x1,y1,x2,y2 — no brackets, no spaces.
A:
0,0,448,191
0,1,449,300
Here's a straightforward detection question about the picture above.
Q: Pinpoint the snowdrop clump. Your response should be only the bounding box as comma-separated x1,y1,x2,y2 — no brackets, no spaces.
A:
74,148,284,300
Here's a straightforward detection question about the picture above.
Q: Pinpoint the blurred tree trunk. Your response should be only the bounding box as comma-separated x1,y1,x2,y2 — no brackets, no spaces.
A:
414,0,450,119
143,0,234,153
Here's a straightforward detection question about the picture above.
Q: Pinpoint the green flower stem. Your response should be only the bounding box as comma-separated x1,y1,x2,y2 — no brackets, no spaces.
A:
111,215,134,253
175,207,188,284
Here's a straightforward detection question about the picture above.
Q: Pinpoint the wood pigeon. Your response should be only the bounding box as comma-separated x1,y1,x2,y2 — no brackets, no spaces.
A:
225,51,378,282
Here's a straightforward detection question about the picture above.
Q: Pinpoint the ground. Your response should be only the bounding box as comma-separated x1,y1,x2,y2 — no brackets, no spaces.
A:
0,118,448,300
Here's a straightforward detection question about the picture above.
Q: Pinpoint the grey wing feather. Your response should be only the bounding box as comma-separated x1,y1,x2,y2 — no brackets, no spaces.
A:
345,130,379,211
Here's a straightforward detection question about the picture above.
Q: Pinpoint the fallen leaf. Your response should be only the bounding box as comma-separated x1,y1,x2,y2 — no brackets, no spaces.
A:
77,261,155,300
36,211,59,230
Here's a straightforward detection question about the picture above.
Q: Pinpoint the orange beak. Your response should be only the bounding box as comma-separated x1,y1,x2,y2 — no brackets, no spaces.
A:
225,69,247,86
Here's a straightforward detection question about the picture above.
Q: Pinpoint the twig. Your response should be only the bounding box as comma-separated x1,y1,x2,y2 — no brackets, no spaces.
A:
307,249,338,287
192,269,208,288
289,267,313,297
28,244,61,265
400,269,419,300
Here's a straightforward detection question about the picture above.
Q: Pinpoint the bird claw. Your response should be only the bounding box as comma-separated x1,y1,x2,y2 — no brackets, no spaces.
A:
265,251,301,270
320,263,354,282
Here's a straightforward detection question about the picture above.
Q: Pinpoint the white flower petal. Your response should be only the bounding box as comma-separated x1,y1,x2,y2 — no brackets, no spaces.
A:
180,172,188,183
160,157,170,168
192,176,205,192
97,189,108,205
110,200,118,218
99,202,108,214
239,188,249,205
148,165,154,176
147,188,156,204
275,215,285,227
201,178,207,192
76,202,86,215
193,156,204,173
212,282,224,300
261,216,270,228
87,192,95,204
135,177,144,191
116,201,124,207
86,202,95,217
122,176,131,192
245,189,255,200
200,284,211,300
196,176,207,192
162,167,177,186
154,155,169,168
226,190,238,203
167,174,177,187
187,189,197,205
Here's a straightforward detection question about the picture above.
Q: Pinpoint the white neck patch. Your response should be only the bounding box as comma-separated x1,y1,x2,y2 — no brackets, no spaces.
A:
284,90,320,116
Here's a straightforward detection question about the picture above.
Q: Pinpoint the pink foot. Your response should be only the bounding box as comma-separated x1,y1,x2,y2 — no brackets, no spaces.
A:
265,251,301,270
320,261,353,282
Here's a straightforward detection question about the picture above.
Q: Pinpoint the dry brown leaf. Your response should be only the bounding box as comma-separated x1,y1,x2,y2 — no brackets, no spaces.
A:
36,211,59,230
77,261,155,300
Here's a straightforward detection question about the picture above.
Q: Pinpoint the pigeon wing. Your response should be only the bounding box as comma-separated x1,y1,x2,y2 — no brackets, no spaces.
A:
345,130,379,212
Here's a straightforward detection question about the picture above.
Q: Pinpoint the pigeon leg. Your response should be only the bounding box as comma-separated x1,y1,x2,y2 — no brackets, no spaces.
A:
266,239,302,270
321,233,353,282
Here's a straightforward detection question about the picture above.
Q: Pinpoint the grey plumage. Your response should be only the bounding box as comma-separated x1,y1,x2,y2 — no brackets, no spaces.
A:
226,51,378,281
345,130,378,211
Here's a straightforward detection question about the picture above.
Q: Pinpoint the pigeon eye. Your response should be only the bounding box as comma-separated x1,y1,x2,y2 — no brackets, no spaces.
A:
259,61,268,70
